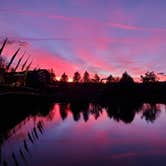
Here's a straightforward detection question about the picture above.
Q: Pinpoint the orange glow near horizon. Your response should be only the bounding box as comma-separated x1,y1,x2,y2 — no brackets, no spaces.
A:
54,76,73,82
68,78,73,82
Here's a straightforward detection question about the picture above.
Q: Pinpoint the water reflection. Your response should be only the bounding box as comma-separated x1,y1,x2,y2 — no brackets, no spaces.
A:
58,102,161,124
0,102,166,166
141,103,161,122
1,119,45,166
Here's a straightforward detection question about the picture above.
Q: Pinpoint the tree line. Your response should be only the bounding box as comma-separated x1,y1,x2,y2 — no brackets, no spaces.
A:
53,70,159,83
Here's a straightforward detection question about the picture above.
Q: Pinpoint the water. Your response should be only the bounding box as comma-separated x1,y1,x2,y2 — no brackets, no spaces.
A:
1,102,166,166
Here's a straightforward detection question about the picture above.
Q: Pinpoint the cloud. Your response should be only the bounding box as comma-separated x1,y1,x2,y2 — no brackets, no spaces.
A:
1,8,166,32
28,48,80,77
20,37,71,41
1,3,166,81
109,23,166,32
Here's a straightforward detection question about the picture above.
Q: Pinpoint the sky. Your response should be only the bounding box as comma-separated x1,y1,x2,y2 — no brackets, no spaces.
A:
0,0,166,80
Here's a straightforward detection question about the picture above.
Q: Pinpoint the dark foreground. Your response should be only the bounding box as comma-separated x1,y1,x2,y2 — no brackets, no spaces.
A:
1,82,166,166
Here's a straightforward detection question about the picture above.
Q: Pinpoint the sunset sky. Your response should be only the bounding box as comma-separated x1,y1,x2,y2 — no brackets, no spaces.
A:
0,0,166,80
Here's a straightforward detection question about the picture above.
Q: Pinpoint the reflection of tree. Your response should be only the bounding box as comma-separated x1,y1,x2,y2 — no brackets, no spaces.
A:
105,102,141,123
70,102,89,121
65,102,142,123
82,110,89,122
89,103,103,120
58,102,162,124
72,111,80,121
70,103,81,121
59,103,69,120
141,103,161,123
44,103,55,121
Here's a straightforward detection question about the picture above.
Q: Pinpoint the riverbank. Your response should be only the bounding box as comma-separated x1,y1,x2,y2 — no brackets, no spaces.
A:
1,82,166,102
46,82,166,103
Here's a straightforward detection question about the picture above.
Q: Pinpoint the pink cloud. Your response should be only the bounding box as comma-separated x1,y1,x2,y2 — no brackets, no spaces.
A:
1,8,166,32
73,48,115,72
29,48,79,77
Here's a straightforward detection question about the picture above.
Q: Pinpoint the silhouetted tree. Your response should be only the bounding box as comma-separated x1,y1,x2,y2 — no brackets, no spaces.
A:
73,72,81,83
140,71,158,83
113,77,120,83
83,71,90,83
60,72,68,82
120,71,134,84
106,74,114,83
92,73,100,83
48,68,56,82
